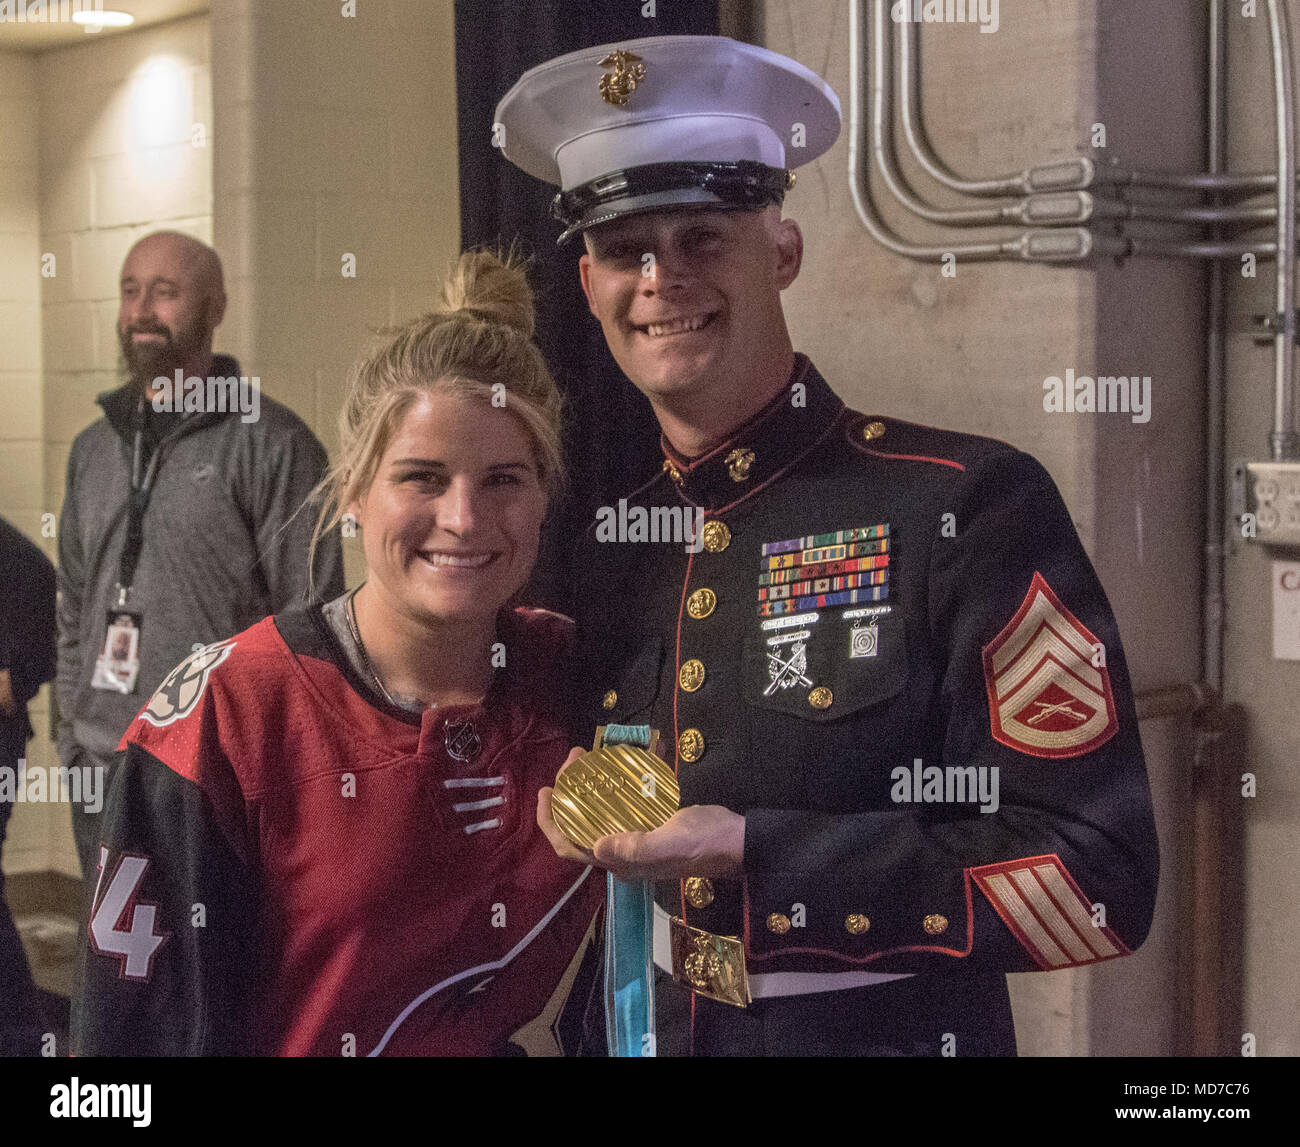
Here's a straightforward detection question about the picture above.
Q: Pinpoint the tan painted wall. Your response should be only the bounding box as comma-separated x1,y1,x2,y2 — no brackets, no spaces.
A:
210,0,461,589
757,0,1209,1055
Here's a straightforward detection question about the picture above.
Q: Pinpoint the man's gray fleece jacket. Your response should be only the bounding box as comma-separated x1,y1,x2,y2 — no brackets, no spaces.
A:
55,356,346,770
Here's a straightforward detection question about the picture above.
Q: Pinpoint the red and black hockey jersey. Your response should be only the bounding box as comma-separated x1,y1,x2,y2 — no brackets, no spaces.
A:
71,603,602,1056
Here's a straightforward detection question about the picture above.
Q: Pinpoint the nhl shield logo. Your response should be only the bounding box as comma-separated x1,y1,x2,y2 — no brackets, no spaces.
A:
444,719,482,762
141,640,236,728
981,573,1116,759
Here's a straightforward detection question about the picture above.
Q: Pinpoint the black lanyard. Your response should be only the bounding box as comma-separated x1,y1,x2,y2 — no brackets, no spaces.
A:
114,401,166,608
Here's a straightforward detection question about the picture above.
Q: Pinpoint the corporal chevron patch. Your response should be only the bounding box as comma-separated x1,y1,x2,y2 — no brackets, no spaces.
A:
969,854,1130,969
981,571,1116,759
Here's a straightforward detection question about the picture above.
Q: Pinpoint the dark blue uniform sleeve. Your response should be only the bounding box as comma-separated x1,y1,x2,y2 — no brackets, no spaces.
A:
742,450,1159,974
71,742,258,1056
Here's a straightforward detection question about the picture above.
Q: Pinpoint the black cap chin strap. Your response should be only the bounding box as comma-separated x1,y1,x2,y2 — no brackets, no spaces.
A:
552,160,793,234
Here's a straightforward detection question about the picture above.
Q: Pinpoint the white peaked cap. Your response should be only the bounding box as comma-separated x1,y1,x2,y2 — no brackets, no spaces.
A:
493,35,842,241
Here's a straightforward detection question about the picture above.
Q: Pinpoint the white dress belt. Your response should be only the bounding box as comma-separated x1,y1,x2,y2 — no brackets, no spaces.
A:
652,903,914,999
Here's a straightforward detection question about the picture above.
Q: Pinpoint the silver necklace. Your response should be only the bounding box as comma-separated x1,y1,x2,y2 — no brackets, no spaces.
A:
346,589,403,709
344,590,486,760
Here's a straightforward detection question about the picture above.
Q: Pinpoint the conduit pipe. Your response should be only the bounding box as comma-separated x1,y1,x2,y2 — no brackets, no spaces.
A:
895,2,1300,204
848,0,1121,263
1267,0,1299,460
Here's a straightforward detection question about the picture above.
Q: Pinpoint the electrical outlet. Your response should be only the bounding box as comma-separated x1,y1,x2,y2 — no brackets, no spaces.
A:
1235,461,1300,547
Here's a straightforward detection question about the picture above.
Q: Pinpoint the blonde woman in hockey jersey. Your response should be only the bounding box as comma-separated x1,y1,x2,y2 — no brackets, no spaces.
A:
72,251,602,1056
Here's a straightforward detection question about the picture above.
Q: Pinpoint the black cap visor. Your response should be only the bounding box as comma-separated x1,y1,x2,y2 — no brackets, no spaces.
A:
553,160,791,244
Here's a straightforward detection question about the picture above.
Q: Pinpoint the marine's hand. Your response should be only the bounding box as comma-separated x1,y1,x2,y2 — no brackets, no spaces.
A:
593,805,745,881
536,750,745,879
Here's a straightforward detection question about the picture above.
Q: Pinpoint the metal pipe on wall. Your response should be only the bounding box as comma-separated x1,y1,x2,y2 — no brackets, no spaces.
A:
895,1,1300,207
849,0,1125,263
848,0,1032,261
1189,0,1230,1061
896,11,1031,197
852,0,1292,265
869,0,1019,226
1267,0,1299,461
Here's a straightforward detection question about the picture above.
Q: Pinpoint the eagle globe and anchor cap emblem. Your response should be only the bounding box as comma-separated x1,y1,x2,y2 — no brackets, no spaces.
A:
141,640,237,728
598,49,646,106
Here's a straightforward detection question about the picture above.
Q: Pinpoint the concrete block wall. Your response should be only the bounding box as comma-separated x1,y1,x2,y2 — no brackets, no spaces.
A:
1,15,212,880
3,2,462,878
0,46,49,877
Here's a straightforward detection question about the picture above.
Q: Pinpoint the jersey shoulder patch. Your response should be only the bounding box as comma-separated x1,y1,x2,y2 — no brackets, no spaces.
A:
981,571,1117,759
140,639,237,729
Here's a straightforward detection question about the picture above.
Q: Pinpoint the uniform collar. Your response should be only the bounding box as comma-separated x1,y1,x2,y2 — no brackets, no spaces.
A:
658,354,845,513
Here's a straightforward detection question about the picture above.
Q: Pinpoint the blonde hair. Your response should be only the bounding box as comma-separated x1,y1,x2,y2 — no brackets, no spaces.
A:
309,249,564,587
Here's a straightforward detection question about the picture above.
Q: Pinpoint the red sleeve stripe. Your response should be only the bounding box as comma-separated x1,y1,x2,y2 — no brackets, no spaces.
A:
855,446,966,471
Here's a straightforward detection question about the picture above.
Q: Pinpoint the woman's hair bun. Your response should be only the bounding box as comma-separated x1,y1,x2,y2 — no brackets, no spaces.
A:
439,247,536,338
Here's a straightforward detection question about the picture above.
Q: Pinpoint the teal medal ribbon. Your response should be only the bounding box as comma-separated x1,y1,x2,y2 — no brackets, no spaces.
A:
600,723,657,1058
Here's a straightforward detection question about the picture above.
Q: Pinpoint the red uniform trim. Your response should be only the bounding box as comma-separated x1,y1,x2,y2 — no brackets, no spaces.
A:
844,413,971,471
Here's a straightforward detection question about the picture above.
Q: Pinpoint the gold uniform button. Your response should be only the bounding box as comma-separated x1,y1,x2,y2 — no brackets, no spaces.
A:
702,520,732,552
845,913,870,935
766,912,792,935
679,659,706,692
678,728,705,762
663,458,683,483
923,913,949,936
686,588,717,619
684,877,714,908
862,420,886,442
808,686,833,710
601,689,617,710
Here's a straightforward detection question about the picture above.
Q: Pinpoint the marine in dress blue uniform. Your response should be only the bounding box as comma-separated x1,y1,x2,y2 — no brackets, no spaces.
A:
497,35,1159,1056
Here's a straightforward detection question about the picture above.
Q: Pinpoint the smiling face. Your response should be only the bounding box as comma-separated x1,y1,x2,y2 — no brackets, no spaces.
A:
578,206,802,411
350,390,547,630
117,233,225,386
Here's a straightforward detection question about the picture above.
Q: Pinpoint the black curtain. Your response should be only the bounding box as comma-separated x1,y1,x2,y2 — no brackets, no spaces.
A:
454,0,721,614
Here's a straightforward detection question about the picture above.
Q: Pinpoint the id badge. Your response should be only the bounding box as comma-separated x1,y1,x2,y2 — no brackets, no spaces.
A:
90,611,142,694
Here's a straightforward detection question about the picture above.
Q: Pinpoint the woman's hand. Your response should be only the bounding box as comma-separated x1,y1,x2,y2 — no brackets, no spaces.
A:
537,748,746,881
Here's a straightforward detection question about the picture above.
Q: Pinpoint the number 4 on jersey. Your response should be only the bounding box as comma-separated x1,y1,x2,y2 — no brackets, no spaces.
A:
89,847,170,981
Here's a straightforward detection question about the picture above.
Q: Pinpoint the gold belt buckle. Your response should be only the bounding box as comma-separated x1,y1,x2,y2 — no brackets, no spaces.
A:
668,915,751,1008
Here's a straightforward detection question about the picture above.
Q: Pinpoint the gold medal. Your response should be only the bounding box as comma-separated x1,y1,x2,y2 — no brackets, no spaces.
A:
551,729,679,851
